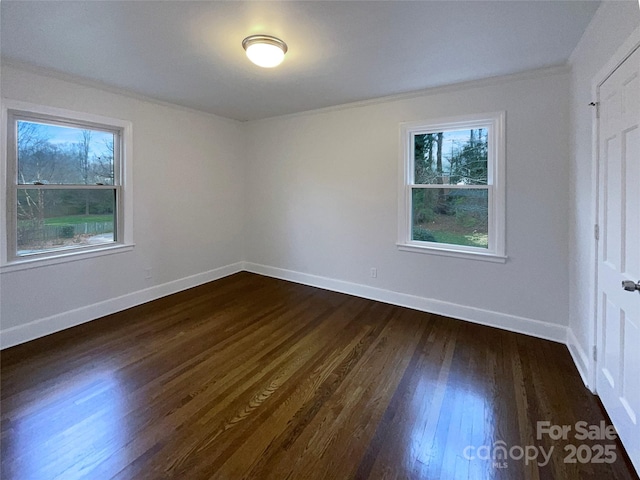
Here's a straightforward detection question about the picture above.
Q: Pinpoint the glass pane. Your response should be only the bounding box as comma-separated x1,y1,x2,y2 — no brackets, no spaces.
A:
17,120,115,185
17,188,116,256
412,188,488,249
414,128,488,185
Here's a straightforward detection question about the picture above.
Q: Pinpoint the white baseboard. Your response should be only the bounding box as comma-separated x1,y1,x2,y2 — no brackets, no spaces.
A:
243,262,567,344
566,327,592,390
1,261,573,359
0,261,244,349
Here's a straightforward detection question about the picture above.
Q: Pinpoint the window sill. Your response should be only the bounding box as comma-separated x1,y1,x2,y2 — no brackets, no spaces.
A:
397,243,507,263
1,243,135,274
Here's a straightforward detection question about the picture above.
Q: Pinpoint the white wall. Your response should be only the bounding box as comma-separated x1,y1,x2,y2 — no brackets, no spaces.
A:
567,2,640,383
243,69,571,338
0,65,245,344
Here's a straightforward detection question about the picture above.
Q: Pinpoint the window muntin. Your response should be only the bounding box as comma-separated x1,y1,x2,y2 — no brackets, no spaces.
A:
399,112,505,260
5,108,127,262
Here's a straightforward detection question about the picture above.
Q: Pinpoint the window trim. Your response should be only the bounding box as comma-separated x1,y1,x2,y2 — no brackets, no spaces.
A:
397,111,506,262
1,99,134,272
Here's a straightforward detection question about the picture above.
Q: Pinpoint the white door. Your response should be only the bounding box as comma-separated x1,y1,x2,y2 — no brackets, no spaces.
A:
596,45,640,473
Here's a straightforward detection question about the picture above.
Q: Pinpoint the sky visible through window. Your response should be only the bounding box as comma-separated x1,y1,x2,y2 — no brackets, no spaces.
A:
23,121,113,160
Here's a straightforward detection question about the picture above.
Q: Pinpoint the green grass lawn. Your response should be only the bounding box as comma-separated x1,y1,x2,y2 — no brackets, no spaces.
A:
431,230,488,248
417,212,489,248
19,214,113,227
43,214,113,226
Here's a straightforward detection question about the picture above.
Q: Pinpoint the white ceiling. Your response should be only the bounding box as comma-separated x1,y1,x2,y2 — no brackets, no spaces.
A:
1,1,601,121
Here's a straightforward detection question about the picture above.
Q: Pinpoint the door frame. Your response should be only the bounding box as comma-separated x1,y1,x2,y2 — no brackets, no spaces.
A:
590,25,640,393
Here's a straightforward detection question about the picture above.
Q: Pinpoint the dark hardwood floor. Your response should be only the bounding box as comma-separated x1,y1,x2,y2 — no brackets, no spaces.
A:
1,272,637,480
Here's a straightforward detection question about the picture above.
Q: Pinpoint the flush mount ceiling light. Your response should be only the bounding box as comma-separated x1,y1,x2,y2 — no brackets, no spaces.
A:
242,34,288,68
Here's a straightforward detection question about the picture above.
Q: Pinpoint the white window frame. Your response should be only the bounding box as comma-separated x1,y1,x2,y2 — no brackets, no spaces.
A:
397,111,506,263
1,100,134,273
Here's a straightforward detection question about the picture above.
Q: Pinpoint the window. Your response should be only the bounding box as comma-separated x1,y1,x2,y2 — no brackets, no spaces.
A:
2,101,133,270
398,112,506,262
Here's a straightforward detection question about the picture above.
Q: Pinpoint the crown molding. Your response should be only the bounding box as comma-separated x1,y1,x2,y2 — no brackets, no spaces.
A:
246,64,571,124
0,58,242,126
2,57,570,125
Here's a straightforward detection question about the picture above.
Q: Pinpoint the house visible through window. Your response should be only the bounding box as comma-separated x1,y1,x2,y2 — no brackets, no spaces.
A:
398,112,506,261
3,103,133,268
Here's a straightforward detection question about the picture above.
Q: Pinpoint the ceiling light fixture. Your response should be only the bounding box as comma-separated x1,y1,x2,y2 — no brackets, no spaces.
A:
242,34,288,68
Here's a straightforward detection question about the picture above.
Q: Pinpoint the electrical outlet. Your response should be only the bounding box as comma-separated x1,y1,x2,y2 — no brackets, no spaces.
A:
144,268,152,280
370,267,377,278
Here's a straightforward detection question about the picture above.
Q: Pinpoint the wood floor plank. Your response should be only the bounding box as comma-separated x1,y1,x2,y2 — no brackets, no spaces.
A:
1,272,638,480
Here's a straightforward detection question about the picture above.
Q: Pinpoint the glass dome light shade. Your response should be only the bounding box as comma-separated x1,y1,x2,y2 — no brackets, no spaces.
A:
242,35,287,68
